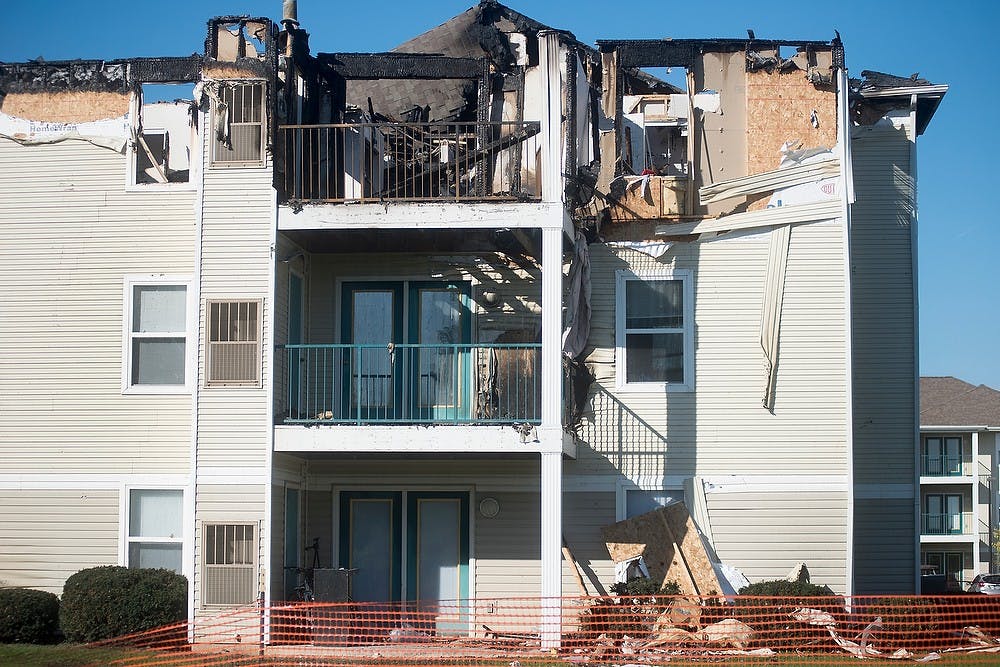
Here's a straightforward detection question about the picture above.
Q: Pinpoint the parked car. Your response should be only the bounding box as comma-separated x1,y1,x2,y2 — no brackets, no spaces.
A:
968,574,1000,594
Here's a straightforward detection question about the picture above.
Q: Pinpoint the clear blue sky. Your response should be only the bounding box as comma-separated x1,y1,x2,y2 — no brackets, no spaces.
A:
3,1,996,388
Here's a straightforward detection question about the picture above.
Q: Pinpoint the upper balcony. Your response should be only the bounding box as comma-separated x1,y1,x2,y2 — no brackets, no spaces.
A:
920,453,968,477
277,120,542,206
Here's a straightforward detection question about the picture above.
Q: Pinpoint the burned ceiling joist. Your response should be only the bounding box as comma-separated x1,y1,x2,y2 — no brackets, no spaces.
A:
317,53,485,81
598,38,837,69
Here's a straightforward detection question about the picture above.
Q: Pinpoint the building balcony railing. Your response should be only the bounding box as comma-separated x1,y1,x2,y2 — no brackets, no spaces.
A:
921,512,974,536
921,454,965,476
277,121,542,205
276,343,551,425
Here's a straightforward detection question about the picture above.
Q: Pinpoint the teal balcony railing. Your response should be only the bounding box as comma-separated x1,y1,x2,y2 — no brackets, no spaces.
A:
921,454,964,476
276,343,543,425
921,512,973,535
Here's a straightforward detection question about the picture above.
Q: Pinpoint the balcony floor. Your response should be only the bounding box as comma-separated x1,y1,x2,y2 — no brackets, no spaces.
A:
274,424,576,457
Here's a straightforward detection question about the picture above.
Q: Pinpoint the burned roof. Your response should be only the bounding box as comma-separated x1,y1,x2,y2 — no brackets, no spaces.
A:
920,376,1000,427
850,69,947,136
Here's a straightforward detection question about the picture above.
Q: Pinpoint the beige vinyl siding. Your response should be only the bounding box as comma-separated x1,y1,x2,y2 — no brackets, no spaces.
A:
0,489,119,594
850,119,918,594
0,138,195,475
475,491,541,598
562,491,615,595
578,219,847,479
195,140,274,470
707,491,848,589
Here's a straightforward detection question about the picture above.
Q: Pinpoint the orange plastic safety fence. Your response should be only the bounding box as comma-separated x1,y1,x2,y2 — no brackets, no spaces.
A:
88,595,1000,666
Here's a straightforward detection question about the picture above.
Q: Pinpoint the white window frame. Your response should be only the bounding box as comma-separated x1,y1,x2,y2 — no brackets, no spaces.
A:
125,87,197,192
122,275,193,394
614,269,694,392
209,80,267,168
205,299,263,388
201,522,259,608
123,487,186,573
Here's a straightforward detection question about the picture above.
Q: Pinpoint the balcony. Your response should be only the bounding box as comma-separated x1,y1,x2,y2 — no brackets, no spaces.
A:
277,121,541,205
921,454,965,477
921,512,974,536
276,343,544,426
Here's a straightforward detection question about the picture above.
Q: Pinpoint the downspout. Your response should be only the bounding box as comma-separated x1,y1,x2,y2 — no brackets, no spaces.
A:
836,67,856,598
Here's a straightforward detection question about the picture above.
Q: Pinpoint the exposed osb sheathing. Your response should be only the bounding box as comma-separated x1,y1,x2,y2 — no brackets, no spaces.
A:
745,69,837,176
1,91,129,123
203,65,266,80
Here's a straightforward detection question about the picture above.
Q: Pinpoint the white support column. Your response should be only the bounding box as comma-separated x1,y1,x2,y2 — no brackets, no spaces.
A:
540,225,563,429
538,30,563,204
540,450,563,648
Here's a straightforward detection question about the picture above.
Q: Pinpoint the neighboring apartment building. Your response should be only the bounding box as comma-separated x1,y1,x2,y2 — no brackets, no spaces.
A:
919,376,1000,589
0,1,946,634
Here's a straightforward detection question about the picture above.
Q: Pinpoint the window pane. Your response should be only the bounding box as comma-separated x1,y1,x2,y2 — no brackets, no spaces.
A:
129,543,183,573
133,338,185,384
626,489,684,518
133,285,186,332
129,489,183,538
626,280,682,329
626,332,683,383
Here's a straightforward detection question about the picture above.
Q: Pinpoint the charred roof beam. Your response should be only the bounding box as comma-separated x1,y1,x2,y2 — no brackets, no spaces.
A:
317,53,485,80
598,38,834,69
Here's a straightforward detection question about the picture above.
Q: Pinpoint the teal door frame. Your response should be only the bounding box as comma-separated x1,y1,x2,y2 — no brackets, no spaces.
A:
338,491,403,602
405,491,470,602
341,280,471,422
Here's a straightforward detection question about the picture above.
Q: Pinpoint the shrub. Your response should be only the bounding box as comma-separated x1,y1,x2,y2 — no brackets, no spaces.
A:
579,577,682,641
0,588,60,644
60,566,187,643
734,578,843,651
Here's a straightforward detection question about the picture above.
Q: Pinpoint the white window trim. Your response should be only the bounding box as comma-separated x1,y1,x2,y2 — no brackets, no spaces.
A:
121,486,187,572
205,298,264,388
614,268,694,392
122,274,193,394
209,79,267,169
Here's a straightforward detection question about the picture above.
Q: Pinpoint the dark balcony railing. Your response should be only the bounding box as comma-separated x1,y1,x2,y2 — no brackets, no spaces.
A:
277,121,541,204
921,512,972,535
276,343,544,425
921,454,964,476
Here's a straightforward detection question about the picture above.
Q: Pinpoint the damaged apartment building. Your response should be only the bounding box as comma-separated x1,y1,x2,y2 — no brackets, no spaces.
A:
0,0,947,638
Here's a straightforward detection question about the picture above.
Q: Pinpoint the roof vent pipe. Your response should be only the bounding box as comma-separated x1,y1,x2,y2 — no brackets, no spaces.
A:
282,0,298,27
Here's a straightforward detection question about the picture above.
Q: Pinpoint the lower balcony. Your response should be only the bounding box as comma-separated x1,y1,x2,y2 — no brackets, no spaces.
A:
273,342,576,456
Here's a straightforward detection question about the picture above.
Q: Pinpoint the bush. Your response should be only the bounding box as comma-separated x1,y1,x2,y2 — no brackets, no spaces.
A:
734,579,843,651
578,577,682,641
60,566,187,643
0,588,60,644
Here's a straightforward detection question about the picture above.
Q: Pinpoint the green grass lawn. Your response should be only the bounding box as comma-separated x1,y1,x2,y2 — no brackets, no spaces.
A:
0,644,149,666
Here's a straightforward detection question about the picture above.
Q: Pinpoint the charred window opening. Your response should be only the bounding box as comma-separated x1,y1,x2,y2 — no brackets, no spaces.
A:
132,83,196,185
212,19,269,62
623,69,689,178
211,81,265,166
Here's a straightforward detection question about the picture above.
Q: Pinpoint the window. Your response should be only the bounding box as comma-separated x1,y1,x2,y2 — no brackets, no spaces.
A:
922,436,963,476
128,83,196,187
923,493,964,535
203,523,257,607
211,81,265,166
124,278,190,392
615,270,693,390
127,489,183,573
206,300,261,387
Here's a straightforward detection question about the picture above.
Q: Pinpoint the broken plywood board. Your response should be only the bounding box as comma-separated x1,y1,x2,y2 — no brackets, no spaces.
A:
0,91,129,123
601,501,725,598
607,175,687,222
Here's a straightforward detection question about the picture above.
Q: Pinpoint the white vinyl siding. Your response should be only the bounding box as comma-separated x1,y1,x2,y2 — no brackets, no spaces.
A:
0,489,119,594
0,137,194,476
850,118,918,594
